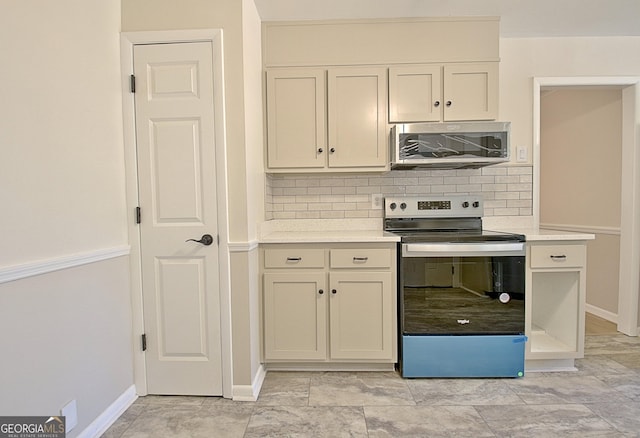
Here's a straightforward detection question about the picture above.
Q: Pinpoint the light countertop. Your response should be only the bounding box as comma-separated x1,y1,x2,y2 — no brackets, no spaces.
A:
260,229,400,243
258,219,595,244
259,219,400,243
494,227,596,242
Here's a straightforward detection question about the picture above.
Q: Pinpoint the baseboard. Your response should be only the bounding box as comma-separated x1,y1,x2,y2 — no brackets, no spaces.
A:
232,365,266,402
585,304,618,324
76,385,137,438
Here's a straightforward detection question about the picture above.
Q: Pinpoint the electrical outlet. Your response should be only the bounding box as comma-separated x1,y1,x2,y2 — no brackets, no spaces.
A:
516,145,528,163
371,194,383,209
61,400,78,433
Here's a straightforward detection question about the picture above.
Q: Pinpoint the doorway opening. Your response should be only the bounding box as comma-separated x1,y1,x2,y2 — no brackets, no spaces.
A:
533,77,640,337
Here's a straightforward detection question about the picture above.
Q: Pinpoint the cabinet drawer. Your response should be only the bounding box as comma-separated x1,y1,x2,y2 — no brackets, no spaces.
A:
530,244,586,269
264,248,325,269
330,248,392,269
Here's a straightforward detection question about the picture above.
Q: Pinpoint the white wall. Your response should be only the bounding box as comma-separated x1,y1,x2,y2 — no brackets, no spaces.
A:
500,36,640,163
242,0,265,386
0,0,132,435
0,258,133,436
0,1,128,265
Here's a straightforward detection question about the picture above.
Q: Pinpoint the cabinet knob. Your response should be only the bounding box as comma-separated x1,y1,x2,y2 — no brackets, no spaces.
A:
434,100,440,107
446,100,452,107
318,148,323,153
330,147,335,153
319,289,324,294
331,289,337,294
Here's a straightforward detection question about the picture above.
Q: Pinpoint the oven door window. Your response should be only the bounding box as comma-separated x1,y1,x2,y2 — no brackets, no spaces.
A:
401,256,525,335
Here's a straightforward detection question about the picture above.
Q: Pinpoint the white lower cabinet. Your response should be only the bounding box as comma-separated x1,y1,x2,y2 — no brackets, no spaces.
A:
525,242,587,365
261,243,397,366
329,271,393,360
263,272,327,361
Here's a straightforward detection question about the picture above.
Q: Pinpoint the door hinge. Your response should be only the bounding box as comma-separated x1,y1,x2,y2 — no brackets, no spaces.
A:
135,206,141,224
130,74,136,93
141,334,147,351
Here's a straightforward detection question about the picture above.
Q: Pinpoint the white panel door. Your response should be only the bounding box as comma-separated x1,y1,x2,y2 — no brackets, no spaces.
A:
133,42,222,395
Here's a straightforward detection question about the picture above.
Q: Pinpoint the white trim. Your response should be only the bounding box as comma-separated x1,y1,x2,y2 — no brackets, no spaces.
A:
533,76,640,337
0,246,130,284
228,240,259,253
76,385,137,438
585,303,618,324
120,29,233,398
539,223,621,236
232,365,266,402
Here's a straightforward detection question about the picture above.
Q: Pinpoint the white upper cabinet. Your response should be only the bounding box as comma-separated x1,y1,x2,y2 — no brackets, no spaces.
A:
266,67,388,172
443,63,498,121
327,67,387,169
266,69,326,169
389,63,498,123
263,18,500,172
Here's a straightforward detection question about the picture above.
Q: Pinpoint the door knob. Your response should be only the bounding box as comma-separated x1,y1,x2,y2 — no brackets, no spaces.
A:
186,234,214,246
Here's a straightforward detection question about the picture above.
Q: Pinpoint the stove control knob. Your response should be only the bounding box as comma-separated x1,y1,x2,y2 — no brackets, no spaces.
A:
400,202,407,210
389,202,397,210
473,201,480,208
462,201,470,208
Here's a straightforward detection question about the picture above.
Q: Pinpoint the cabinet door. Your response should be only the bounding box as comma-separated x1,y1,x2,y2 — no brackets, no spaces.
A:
327,67,387,169
389,65,442,123
266,69,326,169
263,272,327,360
443,63,498,121
329,271,394,360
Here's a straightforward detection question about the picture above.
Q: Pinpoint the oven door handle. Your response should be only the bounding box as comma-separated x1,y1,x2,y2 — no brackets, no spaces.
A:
403,242,525,257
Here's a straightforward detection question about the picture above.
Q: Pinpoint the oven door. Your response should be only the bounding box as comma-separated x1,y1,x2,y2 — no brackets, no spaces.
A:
400,242,525,336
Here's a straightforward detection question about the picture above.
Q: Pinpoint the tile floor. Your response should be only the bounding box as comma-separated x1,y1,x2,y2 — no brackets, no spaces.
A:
103,331,640,437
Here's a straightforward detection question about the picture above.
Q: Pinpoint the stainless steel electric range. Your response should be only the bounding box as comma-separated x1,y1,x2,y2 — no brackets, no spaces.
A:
384,195,527,378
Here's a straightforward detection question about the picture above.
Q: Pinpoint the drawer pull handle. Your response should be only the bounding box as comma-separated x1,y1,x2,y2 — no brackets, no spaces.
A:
286,257,302,262
550,255,567,261
353,257,369,262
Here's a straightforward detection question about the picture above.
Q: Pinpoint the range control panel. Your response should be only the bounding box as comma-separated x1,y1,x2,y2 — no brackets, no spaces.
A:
385,195,484,219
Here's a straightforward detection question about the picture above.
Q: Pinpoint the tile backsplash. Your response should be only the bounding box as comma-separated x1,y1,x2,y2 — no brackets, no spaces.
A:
265,166,533,220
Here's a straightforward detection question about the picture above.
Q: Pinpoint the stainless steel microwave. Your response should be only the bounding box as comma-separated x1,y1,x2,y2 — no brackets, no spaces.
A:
390,121,510,169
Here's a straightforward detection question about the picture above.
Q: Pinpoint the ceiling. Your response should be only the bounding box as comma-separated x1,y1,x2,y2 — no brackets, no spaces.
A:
253,0,640,38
